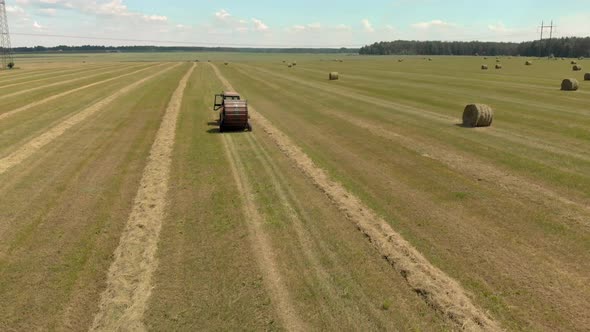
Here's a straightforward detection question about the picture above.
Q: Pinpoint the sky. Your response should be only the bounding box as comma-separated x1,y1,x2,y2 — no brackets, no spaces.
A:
4,0,590,48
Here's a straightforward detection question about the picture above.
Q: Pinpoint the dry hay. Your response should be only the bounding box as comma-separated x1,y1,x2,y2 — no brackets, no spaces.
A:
329,72,339,80
462,104,494,127
525,61,533,65
495,64,502,69
585,73,590,81
481,65,489,70
573,65,582,71
561,78,579,91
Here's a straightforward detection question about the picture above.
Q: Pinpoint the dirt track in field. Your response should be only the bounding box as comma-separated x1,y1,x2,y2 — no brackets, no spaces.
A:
0,64,178,176
90,64,195,331
0,64,142,101
0,63,160,121
209,63,500,331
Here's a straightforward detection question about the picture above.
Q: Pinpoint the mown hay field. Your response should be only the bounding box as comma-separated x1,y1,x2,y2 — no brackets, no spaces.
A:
0,53,589,331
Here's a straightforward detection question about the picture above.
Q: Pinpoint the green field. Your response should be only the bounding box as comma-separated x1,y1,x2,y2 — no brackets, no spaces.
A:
0,53,589,331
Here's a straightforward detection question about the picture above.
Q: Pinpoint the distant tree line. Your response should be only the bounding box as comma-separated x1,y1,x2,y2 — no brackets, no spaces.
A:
359,37,590,57
11,45,358,54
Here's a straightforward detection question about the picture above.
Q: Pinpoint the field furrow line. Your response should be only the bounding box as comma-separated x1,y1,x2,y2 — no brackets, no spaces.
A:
221,134,306,332
89,63,195,331
244,133,390,326
0,64,179,176
0,63,159,121
210,63,501,331
0,64,140,100
0,64,118,90
243,64,590,164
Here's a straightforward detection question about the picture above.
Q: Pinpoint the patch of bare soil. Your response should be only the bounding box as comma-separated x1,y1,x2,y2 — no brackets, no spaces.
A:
90,64,195,331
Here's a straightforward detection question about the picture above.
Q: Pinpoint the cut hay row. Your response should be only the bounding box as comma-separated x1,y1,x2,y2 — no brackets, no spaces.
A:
220,134,306,332
0,64,145,101
0,63,160,121
90,64,195,331
209,63,500,331
0,64,179,176
0,64,118,90
0,65,96,85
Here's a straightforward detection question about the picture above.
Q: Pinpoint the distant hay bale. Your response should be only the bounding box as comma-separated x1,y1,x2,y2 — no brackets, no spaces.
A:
224,62,229,65
398,59,404,62
584,73,590,81
329,72,339,80
463,104,494,127
481,65,489,70
573,65,582,71
292,62,297,66
571,60,577,65
288,64,293,68
428,58,433,61
484,57,488,60
561,78,579,91
579,56,585,60
525,61,533,65
495,64,503,69
496,59,501,63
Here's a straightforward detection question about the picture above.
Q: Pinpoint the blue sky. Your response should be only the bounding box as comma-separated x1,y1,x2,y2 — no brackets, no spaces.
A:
5,0,590,47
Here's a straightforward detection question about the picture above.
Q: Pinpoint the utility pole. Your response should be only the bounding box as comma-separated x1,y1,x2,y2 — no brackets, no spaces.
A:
538,20,556,58
0,0,14,69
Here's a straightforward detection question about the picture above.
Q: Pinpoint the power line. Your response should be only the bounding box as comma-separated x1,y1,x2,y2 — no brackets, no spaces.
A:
11,32,365,48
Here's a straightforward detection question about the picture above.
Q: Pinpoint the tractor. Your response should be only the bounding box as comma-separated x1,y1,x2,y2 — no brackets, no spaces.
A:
213,91,252,132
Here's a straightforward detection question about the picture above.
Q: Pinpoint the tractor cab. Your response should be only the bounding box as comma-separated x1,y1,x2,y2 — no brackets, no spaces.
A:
213,91,251,132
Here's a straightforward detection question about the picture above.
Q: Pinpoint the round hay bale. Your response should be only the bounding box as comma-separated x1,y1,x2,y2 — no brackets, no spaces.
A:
495,64,503,69
484,57,488,60
292,62,297,66
579,56,585,60
288,64,293,68
398,59,404,62
573,65,582,71
584,73,590,81
428,58,433,61
496,59,501,63
571,60,578,65
224,62,229,65
481,65,489,70
463,104,494,127
561,78,579,91
329,72,339,80
525,61,533,65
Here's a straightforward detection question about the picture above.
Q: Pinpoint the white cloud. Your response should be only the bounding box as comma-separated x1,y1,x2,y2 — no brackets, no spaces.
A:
215,9,231,21
361,19,374,33
412,19,456,29
33,20,44,30
252,18,269,32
